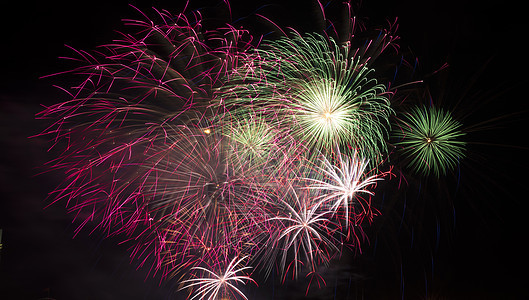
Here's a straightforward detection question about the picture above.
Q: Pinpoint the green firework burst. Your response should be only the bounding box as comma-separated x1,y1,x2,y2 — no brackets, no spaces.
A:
225,114,276,165
394,106,466,177
220,32,392,165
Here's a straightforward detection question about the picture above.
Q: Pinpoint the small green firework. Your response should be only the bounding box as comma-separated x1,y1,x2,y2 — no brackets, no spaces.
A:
394,106,466,177
220,33,392,165
225,115,276,166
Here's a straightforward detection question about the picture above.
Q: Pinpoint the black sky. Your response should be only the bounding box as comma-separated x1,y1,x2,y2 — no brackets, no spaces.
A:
1,0,528,299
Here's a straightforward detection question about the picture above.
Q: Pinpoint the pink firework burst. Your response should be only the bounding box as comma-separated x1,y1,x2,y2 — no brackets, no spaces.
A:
36,4,257,279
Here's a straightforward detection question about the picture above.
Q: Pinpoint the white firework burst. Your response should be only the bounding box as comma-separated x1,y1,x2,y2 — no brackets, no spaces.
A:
180,255,255,300
269,186,338,278
307,150,384,227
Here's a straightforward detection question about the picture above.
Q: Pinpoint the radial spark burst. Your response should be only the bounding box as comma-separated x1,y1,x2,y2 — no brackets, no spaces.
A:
261,185,341,280
223,114,277,167
181,256,256,300
394,105,466,177
307,150,386,227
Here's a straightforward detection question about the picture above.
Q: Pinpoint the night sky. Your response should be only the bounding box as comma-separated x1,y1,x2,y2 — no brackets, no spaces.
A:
1,0,528,299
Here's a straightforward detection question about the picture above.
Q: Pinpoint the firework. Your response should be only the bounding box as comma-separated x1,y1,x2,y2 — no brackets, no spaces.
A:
254,183,340,280
181,255,256,300
307,149,386,228
394,105,466,177
222,112,280,173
